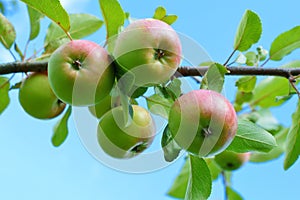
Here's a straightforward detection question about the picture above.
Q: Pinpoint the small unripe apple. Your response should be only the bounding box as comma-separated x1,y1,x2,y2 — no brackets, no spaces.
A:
19,72,66,119
48,40,115,106
97,105,156,159
168,90,237,157
214,151,251,171
113,18,182,86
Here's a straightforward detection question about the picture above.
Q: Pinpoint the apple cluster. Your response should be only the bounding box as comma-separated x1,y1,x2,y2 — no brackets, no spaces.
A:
18,18,242,162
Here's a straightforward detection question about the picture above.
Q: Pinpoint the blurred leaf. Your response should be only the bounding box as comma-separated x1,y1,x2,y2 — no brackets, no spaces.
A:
253,109,281,133
0,12,16,49
250,127,288,162
0,77,10,114
51,106,72,147
205,158,222,181
185,155,211,200
44,13,103,52
227,119,277,153
284,101,300,170
161,125,182,162
200,63,228,93
236,76,257,93
99,0,125,52
130,87,148,98
166,78,182,100
270,26,300,61
27,5,44,41
234,91,253,107
245,51,258,66
226,186,243,200
153,6,166,19
161,15,178,25
168,160,190,199
21,0,70,32
146,94,173,119
256,46,268,61
234,10,262,51
235,53,247,64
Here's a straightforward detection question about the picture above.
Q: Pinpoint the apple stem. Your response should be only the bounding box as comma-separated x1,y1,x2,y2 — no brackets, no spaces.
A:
72,60,82,70
154,49,165,60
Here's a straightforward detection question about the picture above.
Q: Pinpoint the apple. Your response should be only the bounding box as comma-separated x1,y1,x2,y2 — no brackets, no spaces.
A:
214,151,251,171
19,72,66,119
113,18,182,87
168,90,237,157
97,105,156,159
88,94,112,119
48,40,115,106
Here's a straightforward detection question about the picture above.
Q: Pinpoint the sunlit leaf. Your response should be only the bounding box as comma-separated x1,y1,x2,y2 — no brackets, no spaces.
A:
27,5,44,41
0,12,16,49
0,77,10,114
161,125,182,162
168,160,189,199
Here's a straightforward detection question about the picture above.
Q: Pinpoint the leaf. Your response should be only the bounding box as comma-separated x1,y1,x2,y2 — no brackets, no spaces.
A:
21,0,70,32
185,155,212,200
284,101,300,170
245,51,258,66
226,119,277,153
153,6,166,19
234,10,262,51
168,160,190,199
161,15,178,25
99,0,125,52
165,78,182,100
270,26,300,61
205,158,222,181
0,77,10,114
235,76,257,93
200,63,228,93
27,5,44,41
235,53,247,64
51,106,72,147
146,94,173,119
44,13,104,52
161,125,182,162
0,12,16,49
226,186,243,200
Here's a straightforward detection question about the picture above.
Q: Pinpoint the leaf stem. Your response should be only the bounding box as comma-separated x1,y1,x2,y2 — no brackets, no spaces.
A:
224,49,237,66
221,171,229,200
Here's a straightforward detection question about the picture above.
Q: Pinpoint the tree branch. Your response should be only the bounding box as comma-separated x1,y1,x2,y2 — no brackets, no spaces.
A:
1,61,300,78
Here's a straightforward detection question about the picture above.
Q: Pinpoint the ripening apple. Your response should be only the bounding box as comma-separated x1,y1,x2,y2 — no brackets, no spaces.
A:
214,151,251,171
19,72,66,119
113,18,182,87
97,105,156,159
88,94,112,119
168,90,237,157
48,40,115,106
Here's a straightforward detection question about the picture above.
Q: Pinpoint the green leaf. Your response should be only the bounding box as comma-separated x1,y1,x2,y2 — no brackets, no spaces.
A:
270,26,300,61
51,106,72,147
245,51,258,66
226,119,277,153
168,160,190,199
99,0,125,52
226,186,243,200
161,15,178,25
234,10,262,51
185,155,212,200
146,94,173,119
21,0,70,33
205,158,222,181
161,125,182,162
44,13,104,52
0,12,16,49
27,5,44,41
200,63,228,93
166,78,182,100
250,127,288,163
235,76,257,93
235,53,247,64
153,6,166,19
284,101,300,170
0,77,10,114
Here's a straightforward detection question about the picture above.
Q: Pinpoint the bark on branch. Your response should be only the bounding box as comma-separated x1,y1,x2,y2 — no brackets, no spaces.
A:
1,61,300,78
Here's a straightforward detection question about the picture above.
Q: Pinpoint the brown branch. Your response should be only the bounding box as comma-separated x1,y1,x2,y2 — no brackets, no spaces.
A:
1,61,300,78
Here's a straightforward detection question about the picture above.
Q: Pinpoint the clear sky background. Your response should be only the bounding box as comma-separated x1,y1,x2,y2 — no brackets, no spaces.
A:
1,0,300,200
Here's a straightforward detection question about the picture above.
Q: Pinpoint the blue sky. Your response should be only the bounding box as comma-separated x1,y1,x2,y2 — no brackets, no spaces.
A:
1,0,300,199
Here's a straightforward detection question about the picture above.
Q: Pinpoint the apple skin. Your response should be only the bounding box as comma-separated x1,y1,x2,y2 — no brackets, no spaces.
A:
113,18,182,86
168,90,237,157
214,151,251,171
97,105,156,159
48,40,115,106
19,72,66,119
88,94,112,119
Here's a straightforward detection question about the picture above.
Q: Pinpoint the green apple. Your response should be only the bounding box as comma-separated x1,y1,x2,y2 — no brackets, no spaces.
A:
88,94,112,119
113,18,182,87
48,40,115,106
19,72,66,119
168,89,238,157
97,105,156,159
214,151,251,171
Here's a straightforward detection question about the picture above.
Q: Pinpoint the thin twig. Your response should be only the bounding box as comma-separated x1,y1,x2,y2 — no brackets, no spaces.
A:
288,75,300,99
223,49,237,66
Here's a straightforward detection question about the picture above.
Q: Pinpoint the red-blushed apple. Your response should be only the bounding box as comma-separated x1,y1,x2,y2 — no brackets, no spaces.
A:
168,90,237,157
214,151,251,171
48,40,115,106
19,72,66,119
97,105,156,159
113,18,182,86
